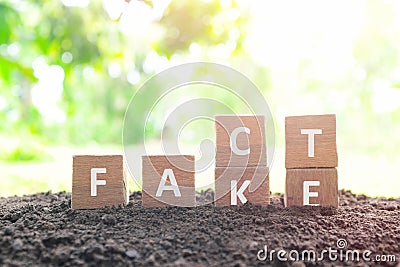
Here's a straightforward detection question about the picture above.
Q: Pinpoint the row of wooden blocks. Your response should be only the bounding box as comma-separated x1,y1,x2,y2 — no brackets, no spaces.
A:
72,114,338,209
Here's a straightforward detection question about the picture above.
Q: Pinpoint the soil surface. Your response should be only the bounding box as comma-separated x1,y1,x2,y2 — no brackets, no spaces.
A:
0,190,399,267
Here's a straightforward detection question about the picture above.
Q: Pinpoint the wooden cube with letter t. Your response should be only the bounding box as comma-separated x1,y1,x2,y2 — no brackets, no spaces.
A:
285,114,337,168
142,155,195,208
285,114,339,207
71,155,128,209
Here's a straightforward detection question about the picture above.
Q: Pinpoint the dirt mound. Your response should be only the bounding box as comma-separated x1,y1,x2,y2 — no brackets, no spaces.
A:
0,190,399,266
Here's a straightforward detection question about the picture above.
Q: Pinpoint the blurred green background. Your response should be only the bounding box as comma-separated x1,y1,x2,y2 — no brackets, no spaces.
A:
0,0,399,197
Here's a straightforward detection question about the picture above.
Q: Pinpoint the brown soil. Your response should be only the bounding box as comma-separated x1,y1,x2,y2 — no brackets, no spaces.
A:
0,190,399,266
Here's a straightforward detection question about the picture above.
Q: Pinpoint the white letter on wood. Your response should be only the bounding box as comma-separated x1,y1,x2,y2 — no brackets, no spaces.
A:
230,127,251,155
156,168,181,197
231,180,251,205
303,180,320,206
300,129,322,157
91,168,107,196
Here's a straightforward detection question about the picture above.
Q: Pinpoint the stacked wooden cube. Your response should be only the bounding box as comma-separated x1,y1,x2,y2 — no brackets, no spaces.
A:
214,115,270,206
285,114,338,207
71,114,338,209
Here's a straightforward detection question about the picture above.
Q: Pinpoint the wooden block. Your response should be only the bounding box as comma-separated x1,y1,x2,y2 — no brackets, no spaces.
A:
285,168,338,207
215,115,266,167
142,155,195,207
214,166,270,206
285,114,338,168
72,155,128,209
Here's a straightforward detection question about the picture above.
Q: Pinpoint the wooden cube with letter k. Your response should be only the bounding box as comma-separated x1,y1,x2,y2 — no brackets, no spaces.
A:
214,114,270,206
215,166,270,206
71,155,128,209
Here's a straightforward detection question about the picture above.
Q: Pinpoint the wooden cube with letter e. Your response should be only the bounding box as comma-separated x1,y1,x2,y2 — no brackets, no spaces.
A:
72,155,128,209
142,155,195,208
285,114,338,207
285,168,338,207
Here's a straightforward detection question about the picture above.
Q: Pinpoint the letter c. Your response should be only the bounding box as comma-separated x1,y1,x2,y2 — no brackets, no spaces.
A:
230,127,250,155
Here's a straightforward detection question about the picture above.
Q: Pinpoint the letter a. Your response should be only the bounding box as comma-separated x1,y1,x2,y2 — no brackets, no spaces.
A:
156,169,181,197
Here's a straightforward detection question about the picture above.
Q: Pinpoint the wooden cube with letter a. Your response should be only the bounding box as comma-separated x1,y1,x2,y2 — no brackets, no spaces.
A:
285,114,337,168
214,166,270,207
215,115,266,167
142,155,195,208
72,155,128,209
285,168,338,207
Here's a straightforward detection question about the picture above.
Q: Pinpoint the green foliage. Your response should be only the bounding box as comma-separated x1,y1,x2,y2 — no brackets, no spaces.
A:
0,0,251,146
0,0,399,157
1,1,400,197
1,142,52,162
0,174,51,197
0,3,20,44
155,0,247,57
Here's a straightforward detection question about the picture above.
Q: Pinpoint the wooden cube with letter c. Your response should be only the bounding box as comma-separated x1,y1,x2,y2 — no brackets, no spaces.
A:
215,115,266,167
71,155,128,209
142,155,195,208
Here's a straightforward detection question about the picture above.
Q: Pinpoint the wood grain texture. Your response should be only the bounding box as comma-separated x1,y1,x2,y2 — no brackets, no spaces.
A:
285,168,338,207
215,166,270,207
215,115,266,167
142,155,195,208
285,114,338,168
72,155,128,209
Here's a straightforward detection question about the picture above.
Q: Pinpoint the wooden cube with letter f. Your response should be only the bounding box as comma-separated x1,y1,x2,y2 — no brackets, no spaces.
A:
72,155,128,209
